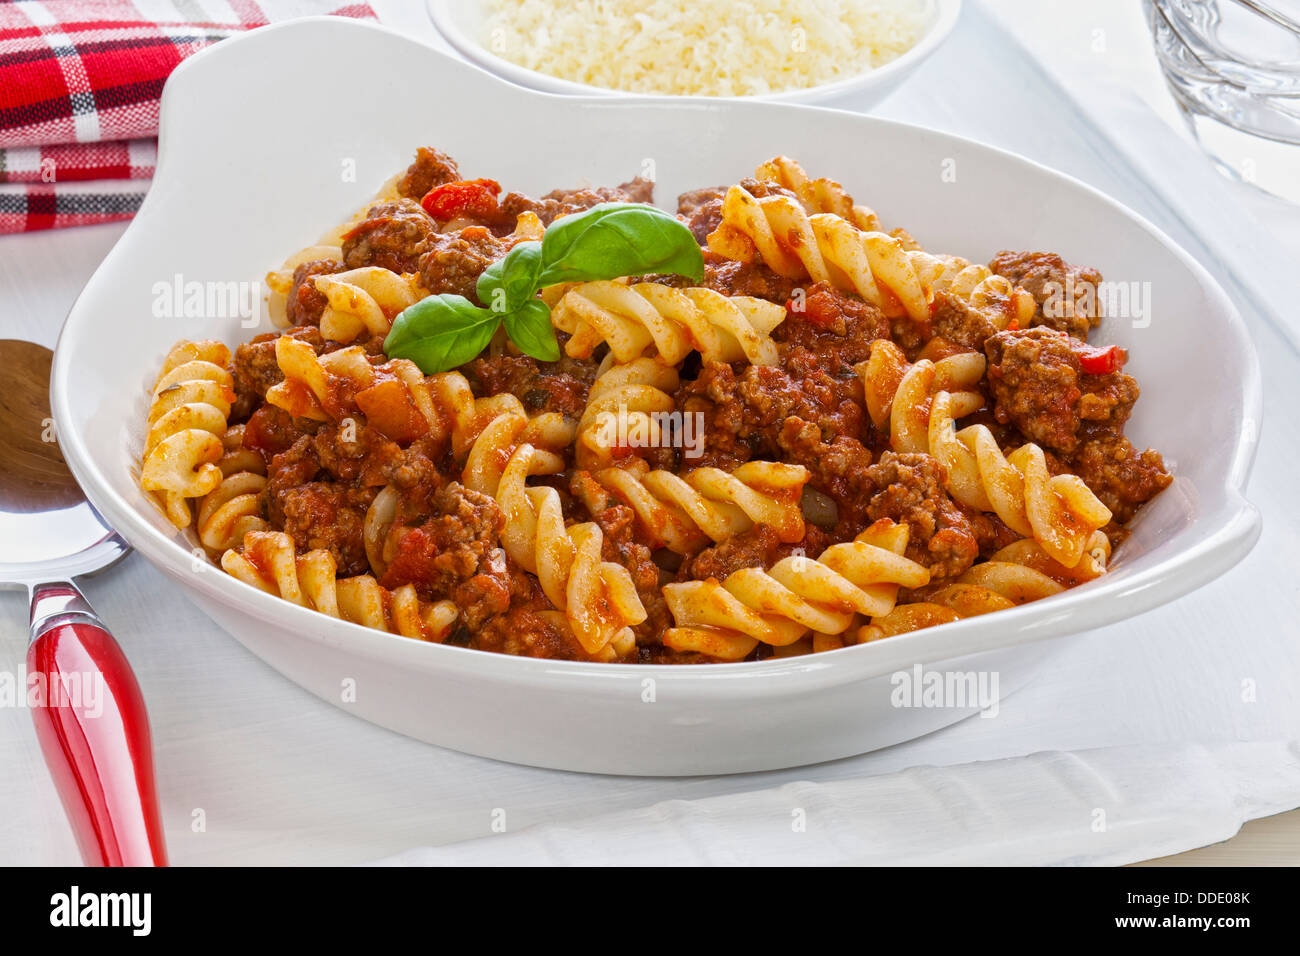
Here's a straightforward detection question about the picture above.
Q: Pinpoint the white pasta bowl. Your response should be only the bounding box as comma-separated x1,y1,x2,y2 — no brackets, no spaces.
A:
52,17,1261,775
427,0,962,105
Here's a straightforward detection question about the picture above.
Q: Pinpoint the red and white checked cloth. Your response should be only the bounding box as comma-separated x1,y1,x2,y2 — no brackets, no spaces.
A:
0,0,376,233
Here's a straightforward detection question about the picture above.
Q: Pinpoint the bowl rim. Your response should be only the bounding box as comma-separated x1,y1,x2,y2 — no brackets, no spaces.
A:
426,0,964,102
50,16,1263,694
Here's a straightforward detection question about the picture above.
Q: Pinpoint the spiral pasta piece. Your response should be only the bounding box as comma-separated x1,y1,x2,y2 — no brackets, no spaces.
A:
707,183,1035,325
551,280,785,366
590,457,809,555
221,531,458,642
193,423,271,551
461,409,575,496
483,437,647,661
753,155,883,231
853,532,1110,643
857,339,986,447
926,397,1112,569
749,156,1035,326
856,340,1112,569
315,267,423,345
424,369,541,459
576,357,681,469
661,520,930,661
142,340,234,529
266,337,372,421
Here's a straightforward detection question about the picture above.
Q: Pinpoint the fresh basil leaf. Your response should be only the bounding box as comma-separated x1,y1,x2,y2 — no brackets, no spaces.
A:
503,299,560,362
384,294,501,373
477,241,544,314
536,202,704,286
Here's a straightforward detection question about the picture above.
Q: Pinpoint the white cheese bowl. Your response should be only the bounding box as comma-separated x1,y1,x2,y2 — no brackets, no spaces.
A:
427,0,962,105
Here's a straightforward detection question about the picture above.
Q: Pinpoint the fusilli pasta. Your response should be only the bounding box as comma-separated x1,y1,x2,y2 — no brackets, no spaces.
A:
141,340,233,529
662,520,930,661
316,267,423,345
551,280,786,366
707,182,1035,326
576,357,681,469
857,339,1112,569
752,155,883,232
589,457,810,554
221,530,459,642
468,421,647,660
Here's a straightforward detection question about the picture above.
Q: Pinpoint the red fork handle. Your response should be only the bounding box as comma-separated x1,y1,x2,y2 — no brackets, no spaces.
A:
27,598,168,867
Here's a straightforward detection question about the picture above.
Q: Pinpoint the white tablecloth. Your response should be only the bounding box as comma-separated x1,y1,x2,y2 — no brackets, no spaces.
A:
1,0,1297,866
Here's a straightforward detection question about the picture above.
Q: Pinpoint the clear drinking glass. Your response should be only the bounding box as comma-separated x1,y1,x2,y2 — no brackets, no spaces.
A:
1145,0,1300,202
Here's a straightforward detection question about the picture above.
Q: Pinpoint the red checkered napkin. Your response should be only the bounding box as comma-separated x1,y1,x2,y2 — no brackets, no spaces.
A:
0,1,376,233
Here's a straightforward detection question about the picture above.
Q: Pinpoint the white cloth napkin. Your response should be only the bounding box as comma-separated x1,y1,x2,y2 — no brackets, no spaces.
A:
376,741,1300,866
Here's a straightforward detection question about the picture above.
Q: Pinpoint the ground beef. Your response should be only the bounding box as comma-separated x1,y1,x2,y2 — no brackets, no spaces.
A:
465,353,597,417
276,481,376,576
242,403,313,463
285,258,342,327
231,326,326,419
473,605,580,657
685,199,723,246
677,523,831,582
417,226,510,302
988,250,1103,340
396,146,462,200
498,176,656,227
696,251,801,303
985,327,1139,454
677,186,726,245
677,186,724,218
380,481,509,626
262,435,322,524
777,418,875,540
341,198,437,274
310,420,406,487
678,524,782,581
472,572,587,659
677,360,859,468
774,281,889,369
1067,435,1172,524
378,437,445,499
1076,371,1140,437
966,510,1023,559
864,451,979,581
930,290,1000,353
665,281,879,524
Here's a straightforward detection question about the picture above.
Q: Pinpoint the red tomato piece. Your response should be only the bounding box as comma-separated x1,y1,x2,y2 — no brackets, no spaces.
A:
420,179,502,221
1076,343,1126,375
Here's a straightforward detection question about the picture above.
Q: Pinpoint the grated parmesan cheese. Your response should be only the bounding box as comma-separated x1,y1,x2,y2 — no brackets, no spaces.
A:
481,0,929,97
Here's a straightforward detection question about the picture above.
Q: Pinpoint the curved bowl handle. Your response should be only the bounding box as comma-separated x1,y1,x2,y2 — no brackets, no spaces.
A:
27,590,168,867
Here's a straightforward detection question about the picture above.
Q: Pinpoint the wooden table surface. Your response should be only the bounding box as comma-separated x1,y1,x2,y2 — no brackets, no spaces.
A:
1137,808,1300,866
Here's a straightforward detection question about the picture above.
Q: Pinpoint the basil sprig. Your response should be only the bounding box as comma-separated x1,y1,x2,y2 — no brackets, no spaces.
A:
384,202,704,372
